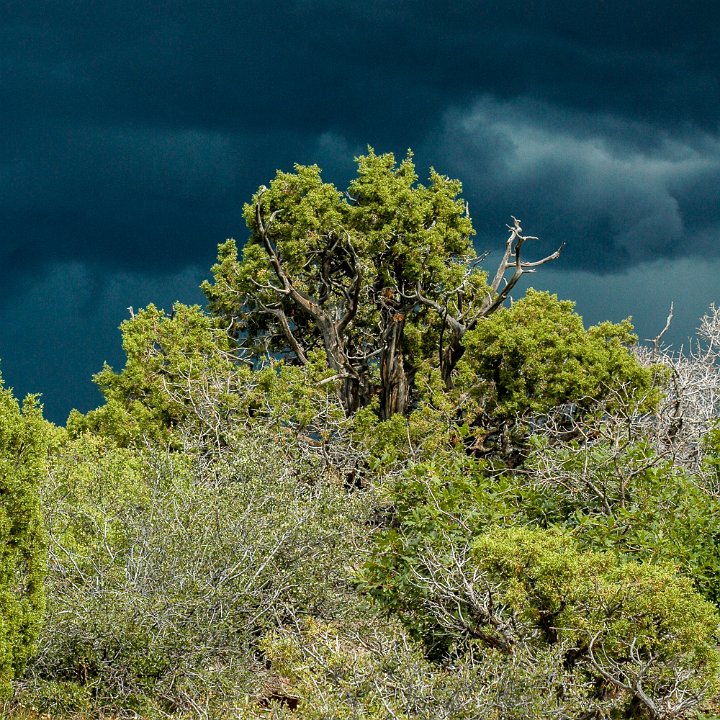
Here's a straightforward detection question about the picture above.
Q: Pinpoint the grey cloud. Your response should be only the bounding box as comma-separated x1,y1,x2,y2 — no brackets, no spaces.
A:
430,96,720,271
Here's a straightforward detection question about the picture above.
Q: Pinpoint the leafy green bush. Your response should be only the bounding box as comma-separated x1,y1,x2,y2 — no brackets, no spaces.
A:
458,289,657,424
365,522,720,716
0,379,49,699
361,453,527,650
470,528,720,715
66,303,235,446
26,419,374,716
523,436,720,604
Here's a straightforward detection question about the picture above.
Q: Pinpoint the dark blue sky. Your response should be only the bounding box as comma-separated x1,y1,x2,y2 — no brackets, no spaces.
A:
2,1,720,423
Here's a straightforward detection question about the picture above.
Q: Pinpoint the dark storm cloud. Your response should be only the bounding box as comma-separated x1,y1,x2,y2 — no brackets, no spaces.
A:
4,1,718,132
2,0,719,285
3,1,720,420
0,121,364,302
430,96,720,271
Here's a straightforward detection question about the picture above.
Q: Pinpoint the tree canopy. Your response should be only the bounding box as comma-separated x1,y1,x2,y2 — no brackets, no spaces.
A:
202,149,563,419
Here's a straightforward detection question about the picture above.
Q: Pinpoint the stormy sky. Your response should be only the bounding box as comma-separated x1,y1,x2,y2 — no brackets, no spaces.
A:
2,1,720,422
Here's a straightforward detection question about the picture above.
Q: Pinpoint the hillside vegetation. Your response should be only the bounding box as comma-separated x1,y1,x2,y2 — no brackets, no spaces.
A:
3,151,720,719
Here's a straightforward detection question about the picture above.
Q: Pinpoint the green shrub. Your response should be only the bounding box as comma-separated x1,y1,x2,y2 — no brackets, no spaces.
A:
361,454,527,650
458,289,657,421
0,380,49,699
9,678,92,715
366,523,720,716
66,303,235,446
523,437,720,604
260,617,602,720
28,419,374,715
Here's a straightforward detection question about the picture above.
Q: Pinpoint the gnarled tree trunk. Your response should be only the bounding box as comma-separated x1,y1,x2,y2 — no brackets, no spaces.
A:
380,310,410,419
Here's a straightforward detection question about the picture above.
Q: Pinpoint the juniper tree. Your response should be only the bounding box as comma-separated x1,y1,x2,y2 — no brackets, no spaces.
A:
202,149,562,419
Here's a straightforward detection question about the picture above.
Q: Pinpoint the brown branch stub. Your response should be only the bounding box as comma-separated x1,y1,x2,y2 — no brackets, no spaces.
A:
267,308,309,365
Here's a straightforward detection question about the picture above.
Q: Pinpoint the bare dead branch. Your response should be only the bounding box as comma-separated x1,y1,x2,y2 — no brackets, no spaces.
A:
482,218,564,316
647,303,674,351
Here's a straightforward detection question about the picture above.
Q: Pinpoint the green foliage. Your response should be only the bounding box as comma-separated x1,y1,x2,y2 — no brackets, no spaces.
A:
41,433,149,581
365,521,720,715
203,149,477,355
522,437,720,604
471,527,717,647
361,455,526,649
470,529,720,709
459,289,657,421
362,443,720,714
10,678,92,716
258,618,600,720
702,421,720,486
27,416,374,715
0,379,49,700
346,150,476,286
67,303,234,446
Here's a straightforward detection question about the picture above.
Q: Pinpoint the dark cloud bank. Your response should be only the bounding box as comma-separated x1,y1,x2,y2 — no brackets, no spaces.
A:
2,1,719,422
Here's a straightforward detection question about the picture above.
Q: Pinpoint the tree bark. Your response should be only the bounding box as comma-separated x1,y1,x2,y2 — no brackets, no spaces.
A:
380,310,410,419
